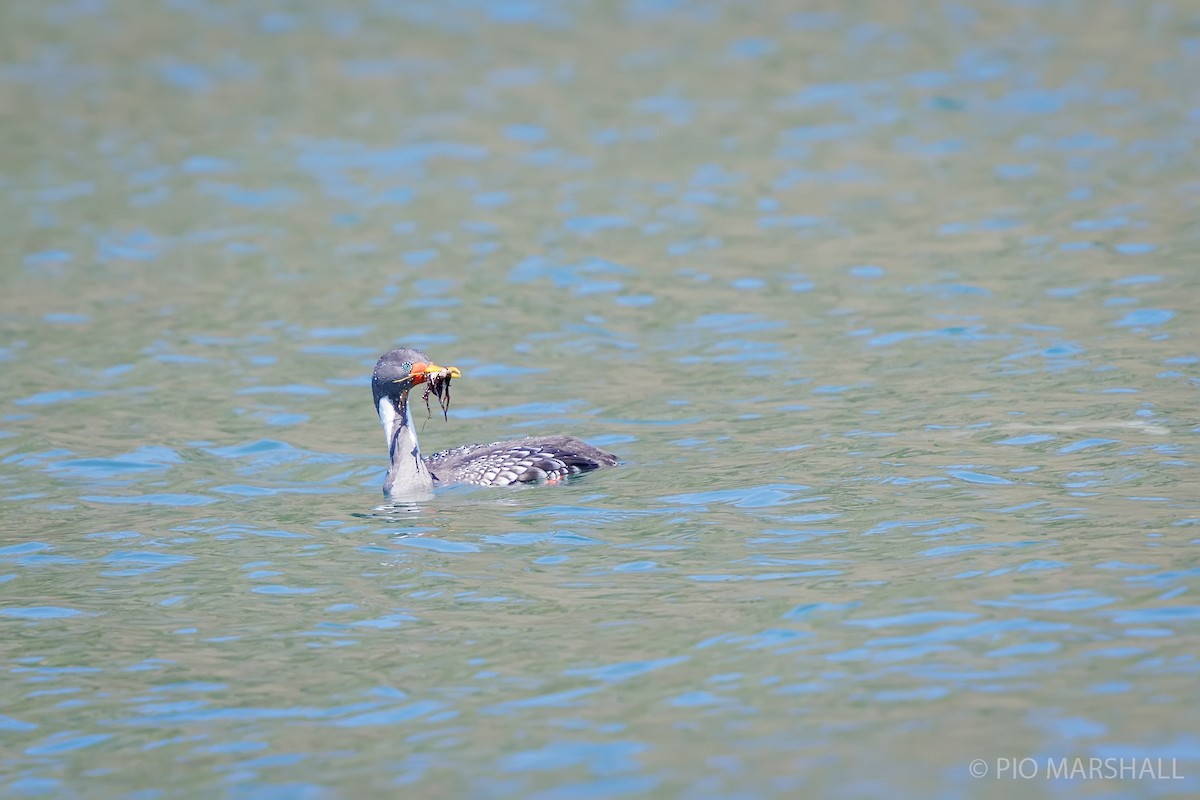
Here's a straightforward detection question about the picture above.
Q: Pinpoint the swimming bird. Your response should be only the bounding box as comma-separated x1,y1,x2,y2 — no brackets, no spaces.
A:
371,348,619,497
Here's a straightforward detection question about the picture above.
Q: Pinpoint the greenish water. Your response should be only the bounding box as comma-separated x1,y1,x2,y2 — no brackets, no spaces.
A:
2,1,1198,797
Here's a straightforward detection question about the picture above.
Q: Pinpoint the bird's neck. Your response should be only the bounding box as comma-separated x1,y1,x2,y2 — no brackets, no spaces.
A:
381,395,434,497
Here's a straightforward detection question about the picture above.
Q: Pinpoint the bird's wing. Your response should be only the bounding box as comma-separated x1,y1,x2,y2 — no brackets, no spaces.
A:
425,435,618,486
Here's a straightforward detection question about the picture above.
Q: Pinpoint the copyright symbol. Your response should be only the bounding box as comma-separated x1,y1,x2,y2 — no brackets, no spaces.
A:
969,759,988,778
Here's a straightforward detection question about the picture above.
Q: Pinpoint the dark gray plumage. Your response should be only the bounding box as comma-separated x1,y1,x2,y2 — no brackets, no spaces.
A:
425,435,620,486
371,348,618,496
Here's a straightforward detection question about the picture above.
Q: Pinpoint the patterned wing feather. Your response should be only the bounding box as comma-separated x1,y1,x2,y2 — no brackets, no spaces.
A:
425,435,618,486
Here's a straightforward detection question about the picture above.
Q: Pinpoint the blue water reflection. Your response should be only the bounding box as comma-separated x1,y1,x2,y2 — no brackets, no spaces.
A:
3,0,1199,797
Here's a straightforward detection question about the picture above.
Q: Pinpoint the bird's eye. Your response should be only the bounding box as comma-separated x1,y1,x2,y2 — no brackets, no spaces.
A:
401,361,413,372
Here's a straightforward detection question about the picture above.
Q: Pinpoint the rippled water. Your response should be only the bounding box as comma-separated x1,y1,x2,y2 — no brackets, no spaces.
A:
3,1,1198,797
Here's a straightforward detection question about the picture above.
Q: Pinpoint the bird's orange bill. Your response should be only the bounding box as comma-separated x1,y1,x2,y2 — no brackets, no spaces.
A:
406,363,463,384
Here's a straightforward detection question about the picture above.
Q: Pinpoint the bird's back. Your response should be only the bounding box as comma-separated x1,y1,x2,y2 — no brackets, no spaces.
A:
425,435,618,486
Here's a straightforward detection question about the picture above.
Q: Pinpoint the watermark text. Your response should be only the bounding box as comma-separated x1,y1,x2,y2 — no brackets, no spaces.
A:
969,757,1183,780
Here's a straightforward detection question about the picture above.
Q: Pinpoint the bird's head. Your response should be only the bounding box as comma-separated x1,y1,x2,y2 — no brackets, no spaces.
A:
371,348,461,444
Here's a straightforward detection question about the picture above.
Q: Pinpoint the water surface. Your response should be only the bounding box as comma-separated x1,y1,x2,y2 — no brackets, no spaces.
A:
2,1,1198,797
